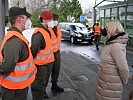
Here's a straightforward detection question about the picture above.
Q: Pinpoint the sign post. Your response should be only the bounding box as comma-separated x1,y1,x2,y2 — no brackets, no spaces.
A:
80,15,85,22
67,15,71,22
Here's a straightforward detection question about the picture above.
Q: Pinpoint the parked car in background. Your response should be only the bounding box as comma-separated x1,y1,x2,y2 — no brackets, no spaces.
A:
58,22,93,44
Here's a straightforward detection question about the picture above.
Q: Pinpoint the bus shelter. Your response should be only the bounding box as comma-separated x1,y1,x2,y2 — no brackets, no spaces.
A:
95,0,133,46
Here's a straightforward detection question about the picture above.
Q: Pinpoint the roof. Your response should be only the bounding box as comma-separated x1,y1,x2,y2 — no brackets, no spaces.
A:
59,22,85,27
98,0,133,9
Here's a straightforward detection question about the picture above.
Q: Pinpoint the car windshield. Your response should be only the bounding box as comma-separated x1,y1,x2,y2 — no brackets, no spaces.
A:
74,25,88,32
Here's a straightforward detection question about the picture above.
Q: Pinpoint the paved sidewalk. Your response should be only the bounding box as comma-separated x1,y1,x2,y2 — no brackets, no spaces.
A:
26,64,83,100
45,67,83,100
0,66,82,100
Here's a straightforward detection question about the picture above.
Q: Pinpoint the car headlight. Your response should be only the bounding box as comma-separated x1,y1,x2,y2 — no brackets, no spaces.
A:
76,34,82,37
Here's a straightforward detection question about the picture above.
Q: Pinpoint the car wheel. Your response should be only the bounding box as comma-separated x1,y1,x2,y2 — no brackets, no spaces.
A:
70,36,75,44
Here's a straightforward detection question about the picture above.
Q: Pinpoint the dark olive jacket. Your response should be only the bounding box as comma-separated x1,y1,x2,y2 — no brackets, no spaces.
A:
0,26,29,76
30,24,51,58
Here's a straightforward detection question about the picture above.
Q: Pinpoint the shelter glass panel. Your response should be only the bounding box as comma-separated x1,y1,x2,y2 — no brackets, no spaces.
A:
105,9,110,17
126,6,133,34
119,7,125,21
111,8,117,19
119,7,125,28
99,10,104,17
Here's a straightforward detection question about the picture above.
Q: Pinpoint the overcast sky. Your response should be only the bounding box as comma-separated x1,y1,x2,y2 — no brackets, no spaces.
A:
78,0,125,13
78,0,95,12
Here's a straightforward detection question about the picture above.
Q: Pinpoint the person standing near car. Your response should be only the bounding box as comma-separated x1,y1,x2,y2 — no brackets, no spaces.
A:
0,6,37,100
30,10,55,100
49,14,64,93
93,23,102,50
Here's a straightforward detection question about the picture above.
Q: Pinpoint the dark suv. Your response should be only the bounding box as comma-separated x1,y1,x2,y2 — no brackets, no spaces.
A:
58,22,92,44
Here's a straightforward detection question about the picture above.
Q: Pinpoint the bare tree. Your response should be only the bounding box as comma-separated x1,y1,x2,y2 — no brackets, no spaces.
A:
39,0,52,9
26,0,53,13
10,0,25,7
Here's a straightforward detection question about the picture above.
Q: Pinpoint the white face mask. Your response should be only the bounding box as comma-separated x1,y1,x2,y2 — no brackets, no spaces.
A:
25,19,32,29
54,21,58,26
47,20,54,28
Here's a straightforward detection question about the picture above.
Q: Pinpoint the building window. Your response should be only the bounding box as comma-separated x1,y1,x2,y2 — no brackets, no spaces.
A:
111,8,117,19
119,7,125,20
126,6,133,29
99,10,104,17
119,7,125,27
105,9,110,17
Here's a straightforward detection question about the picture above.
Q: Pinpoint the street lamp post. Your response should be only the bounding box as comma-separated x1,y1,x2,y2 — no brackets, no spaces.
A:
92,0,106,25
0,0,8,45
0,0,8,93
92,7,96,25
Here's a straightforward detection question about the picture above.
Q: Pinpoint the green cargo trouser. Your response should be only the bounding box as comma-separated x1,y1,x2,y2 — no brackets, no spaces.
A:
51,51,61,84
1,86,28,100
31,62,53,100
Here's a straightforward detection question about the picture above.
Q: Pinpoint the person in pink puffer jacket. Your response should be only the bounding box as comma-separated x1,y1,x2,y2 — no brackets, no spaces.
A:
96,19,129,100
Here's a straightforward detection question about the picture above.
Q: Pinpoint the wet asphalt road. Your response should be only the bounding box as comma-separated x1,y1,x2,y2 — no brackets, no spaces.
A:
61,40,133,67
60,40,133,100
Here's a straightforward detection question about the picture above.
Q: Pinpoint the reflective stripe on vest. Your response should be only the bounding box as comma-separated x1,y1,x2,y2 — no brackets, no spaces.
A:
40,49,50,55
36,53,54,61
51,40,58,50
0,31,37,89
5,68,36,82
51,39,59,51
33,28,54,65
48,28,58,52
49,27,62,52
15,60,33,71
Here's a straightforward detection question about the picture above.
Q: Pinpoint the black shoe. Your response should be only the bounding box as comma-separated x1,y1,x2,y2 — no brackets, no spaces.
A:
44,91,48,99
51,84,64,93
96,46,99,51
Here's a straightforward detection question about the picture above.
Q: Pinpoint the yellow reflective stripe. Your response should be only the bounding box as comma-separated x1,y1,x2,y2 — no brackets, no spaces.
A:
15,60,33,71
5,68,36,82
36,54,54,61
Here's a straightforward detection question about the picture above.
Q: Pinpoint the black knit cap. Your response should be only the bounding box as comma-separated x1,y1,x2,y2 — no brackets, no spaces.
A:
53,14,59,20
9,6,31,17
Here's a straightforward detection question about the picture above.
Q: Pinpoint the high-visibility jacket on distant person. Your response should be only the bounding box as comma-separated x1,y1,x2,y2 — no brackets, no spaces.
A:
49,26,62,53
0,31,37,89
33,28,54,65
94,26,101,35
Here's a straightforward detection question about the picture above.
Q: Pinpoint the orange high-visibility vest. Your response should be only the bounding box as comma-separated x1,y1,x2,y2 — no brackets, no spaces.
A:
33,28,54,65
48,26,62,53
48,27,59,53
0,31,37,89
94,26,101,35
56,26,62,51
